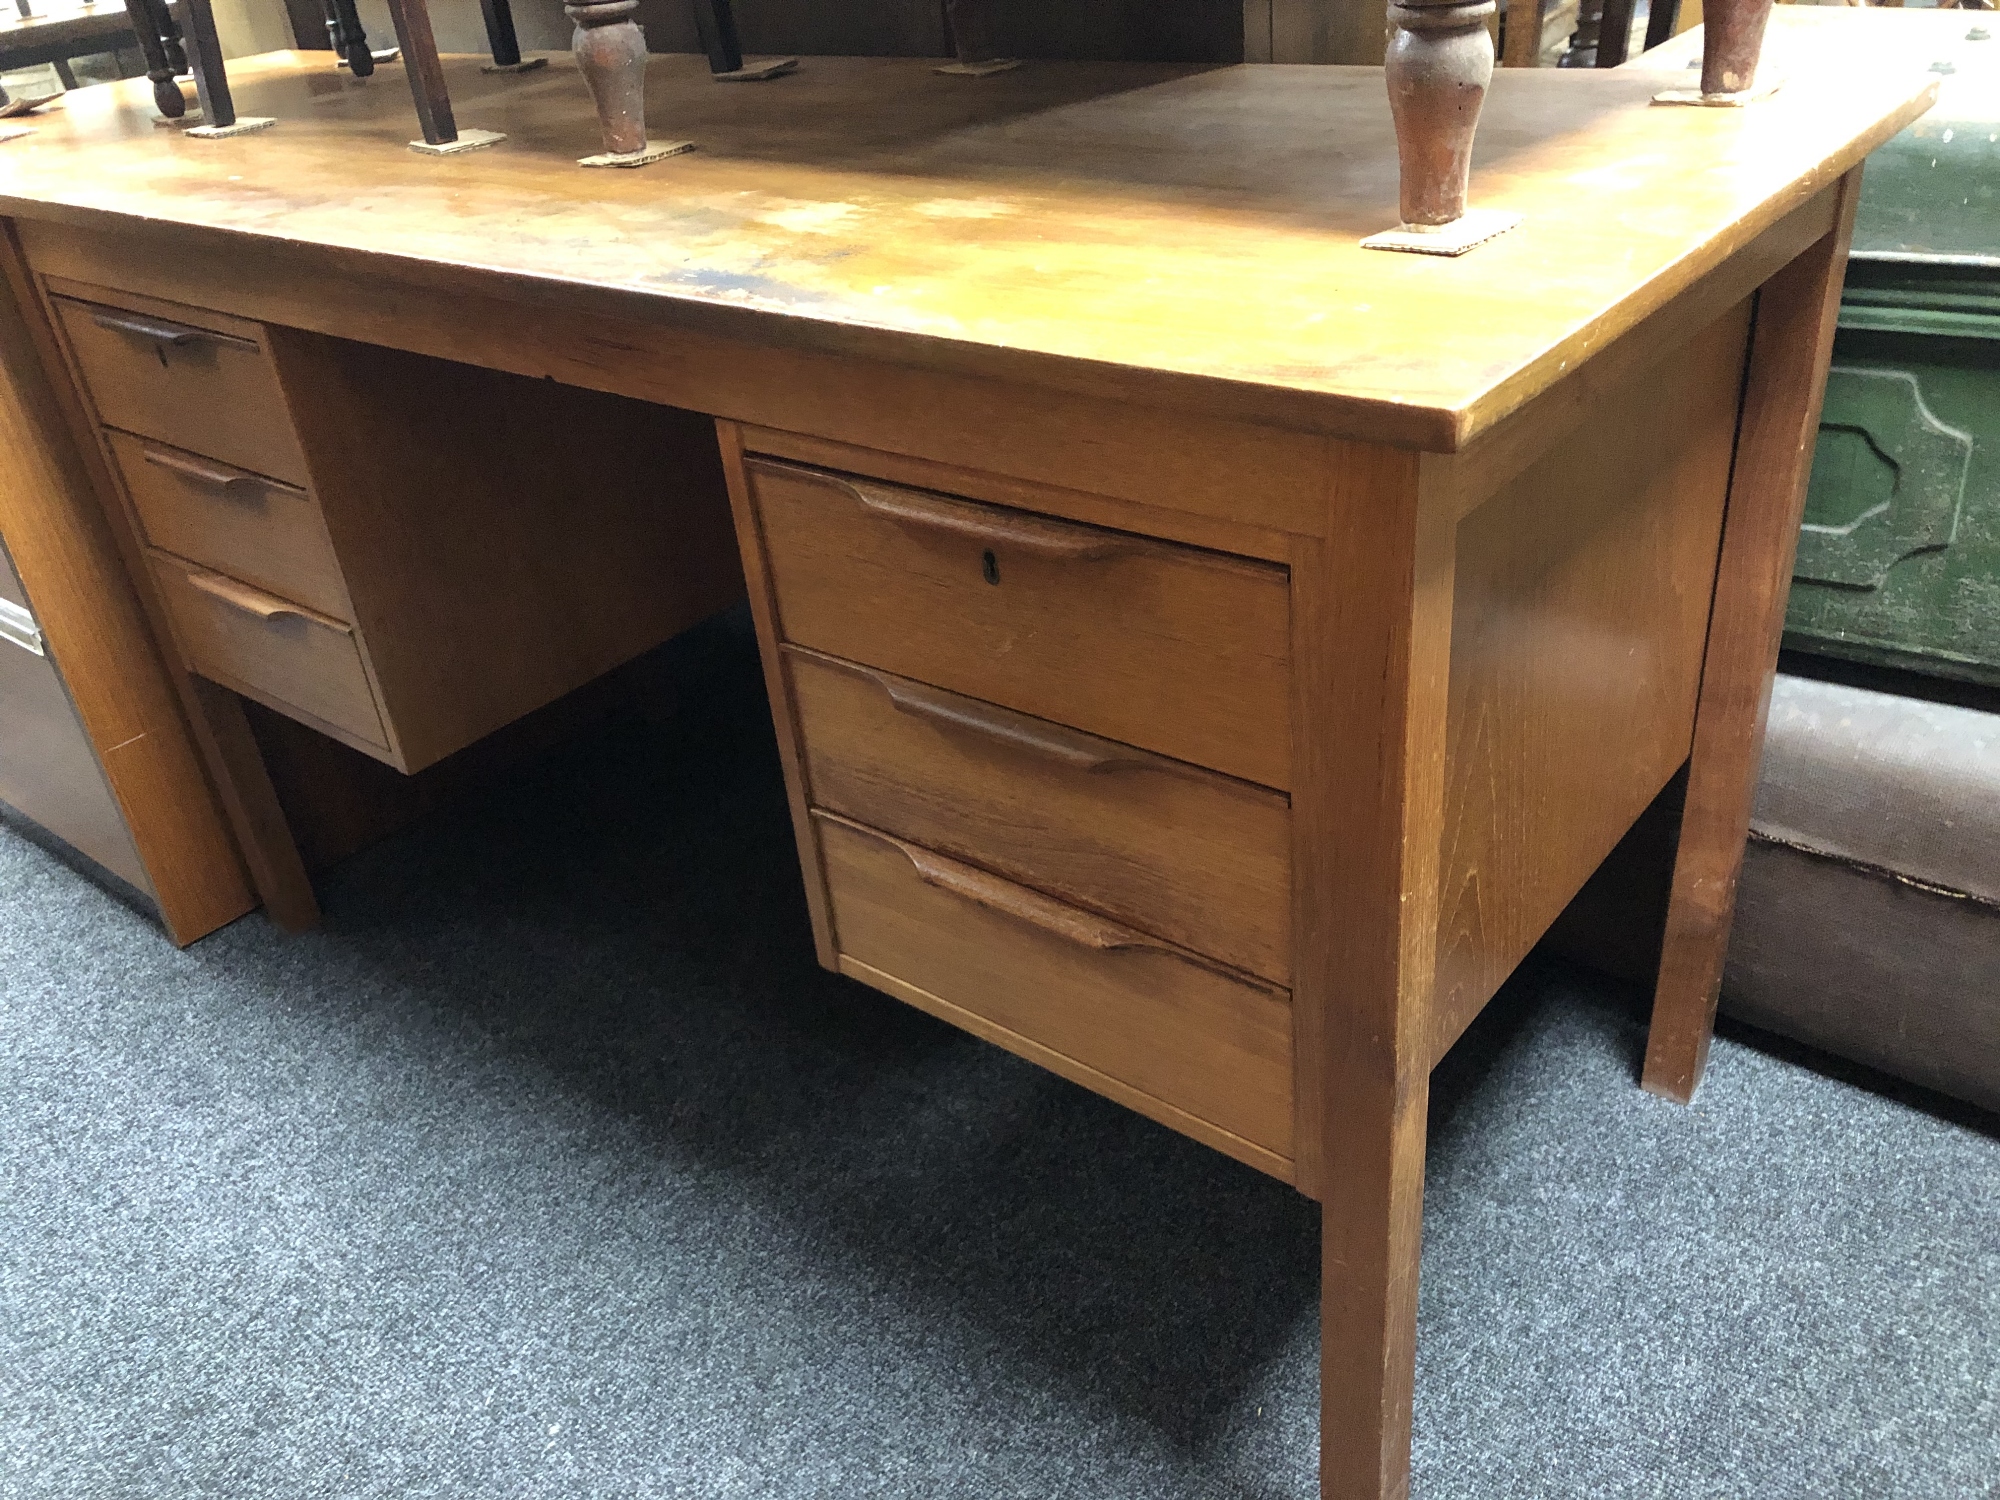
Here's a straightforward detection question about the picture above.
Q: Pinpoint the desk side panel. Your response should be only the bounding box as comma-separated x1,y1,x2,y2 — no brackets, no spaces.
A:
1427,298,1755,1063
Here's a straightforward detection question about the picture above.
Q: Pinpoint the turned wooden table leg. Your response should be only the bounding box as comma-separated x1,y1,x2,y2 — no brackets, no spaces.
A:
1702,0,1776,95
569,0,696,163
1367,0,1518,254
1641,174,1864,1103
325,0,378,77
122,0,186,117
939,0,1019,75
1386,0,1493,226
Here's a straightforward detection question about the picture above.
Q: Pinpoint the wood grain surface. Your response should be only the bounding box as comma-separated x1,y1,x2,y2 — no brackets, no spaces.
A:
0,15,1935,449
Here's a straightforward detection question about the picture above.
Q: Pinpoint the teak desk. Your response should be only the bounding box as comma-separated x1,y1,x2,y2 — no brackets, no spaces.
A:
0,20,1936,1495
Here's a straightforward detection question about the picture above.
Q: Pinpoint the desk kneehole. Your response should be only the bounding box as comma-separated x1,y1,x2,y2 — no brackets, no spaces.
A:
815,812,1295,1179
149,554,389,753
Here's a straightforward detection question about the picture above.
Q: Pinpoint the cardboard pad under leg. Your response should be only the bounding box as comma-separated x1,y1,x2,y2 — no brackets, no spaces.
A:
1360,208,1522,256
339,48,403,68
1653,74,1784,106
935,58,1021,76
579,140,697,167
186,117,278,138
410,128,507,155
0,93,61,119
0,125,32,144
713,57,799,81
482,56,549,74
153,111,200,128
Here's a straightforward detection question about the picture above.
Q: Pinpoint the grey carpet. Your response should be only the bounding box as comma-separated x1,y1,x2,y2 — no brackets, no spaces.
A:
2,617,1995,1500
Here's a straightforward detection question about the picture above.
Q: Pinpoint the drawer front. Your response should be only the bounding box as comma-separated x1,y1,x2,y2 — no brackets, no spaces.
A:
53,294,309,487
750,458,1291,790
818,813,1293,1160
150,554,386,751
790,647,1292,984
109,431,350,623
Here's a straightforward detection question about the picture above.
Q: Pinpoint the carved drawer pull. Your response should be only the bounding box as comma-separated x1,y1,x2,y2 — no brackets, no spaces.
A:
897,838,1168,955
141,445,273,500
871,670,1147,773
88,307,253,350
841,476,1134,562
183,568,323,625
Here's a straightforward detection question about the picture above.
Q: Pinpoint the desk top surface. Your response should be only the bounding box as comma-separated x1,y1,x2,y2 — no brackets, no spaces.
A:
0,10,1939,449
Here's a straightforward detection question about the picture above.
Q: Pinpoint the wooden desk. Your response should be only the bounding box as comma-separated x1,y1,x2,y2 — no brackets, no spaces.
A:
0,20,1936,1494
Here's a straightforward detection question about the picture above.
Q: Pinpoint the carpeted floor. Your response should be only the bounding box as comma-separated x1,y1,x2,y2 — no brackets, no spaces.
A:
2,616,1995,1500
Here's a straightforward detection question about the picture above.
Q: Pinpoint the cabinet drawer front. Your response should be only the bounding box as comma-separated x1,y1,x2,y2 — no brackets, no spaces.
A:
750,458,1291,789
791,647,1292,985
150,555,387,751
109,431,350,623
53,294,309,487
818,813,1293,1162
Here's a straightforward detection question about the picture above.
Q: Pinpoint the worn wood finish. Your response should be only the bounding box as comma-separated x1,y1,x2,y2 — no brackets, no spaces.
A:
0,31,1936,450
48,287,309,488
747,457,1292,789
105,429,352,622
816,811,1296,1171
1642,172,1865,1105
0,223,253,943
786,645,1294,985
1427,299,1751,1062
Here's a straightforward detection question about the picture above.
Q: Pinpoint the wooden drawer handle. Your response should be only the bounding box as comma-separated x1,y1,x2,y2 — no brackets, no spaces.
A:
868,668,1147,774
898,838,1168,955
182,568,323,625
141,445,273,500
87,307,252,350
841,477,1134,562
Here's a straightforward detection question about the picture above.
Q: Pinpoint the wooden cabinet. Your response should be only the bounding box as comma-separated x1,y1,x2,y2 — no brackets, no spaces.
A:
43,278,746,776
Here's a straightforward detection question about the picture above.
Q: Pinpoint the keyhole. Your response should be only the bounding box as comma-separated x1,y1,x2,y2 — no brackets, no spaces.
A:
981,549,1000,585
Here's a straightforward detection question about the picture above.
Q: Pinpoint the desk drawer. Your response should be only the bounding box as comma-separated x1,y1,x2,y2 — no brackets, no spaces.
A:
52,292,309,487
790,646,1292,985
108,431,350,623
150,554,386,751
749,458,1291,789
817,812,1293,1162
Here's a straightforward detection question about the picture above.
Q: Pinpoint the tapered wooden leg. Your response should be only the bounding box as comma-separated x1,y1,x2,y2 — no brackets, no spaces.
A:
183,678,321,933
1290,447,1456,1498
1700,0,1775,96
1641,174,1864,1103
178,0,237,128
568,0,648,155
384,0,460,146
1322,1079,1429,1500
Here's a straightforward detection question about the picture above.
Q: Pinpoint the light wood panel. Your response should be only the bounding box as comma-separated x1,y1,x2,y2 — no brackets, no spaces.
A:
1427,298,1752,1063
1643,172,1866,1104
816,811,1296,1166
266,330,746,773
0,26,1937,449
0,223,254,944
748,457,1292,788
787,645,1293,983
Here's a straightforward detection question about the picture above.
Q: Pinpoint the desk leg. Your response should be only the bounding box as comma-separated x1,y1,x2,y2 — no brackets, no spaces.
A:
1641,172,1862,1103
1291,453,1455,1499
182,678,322,933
